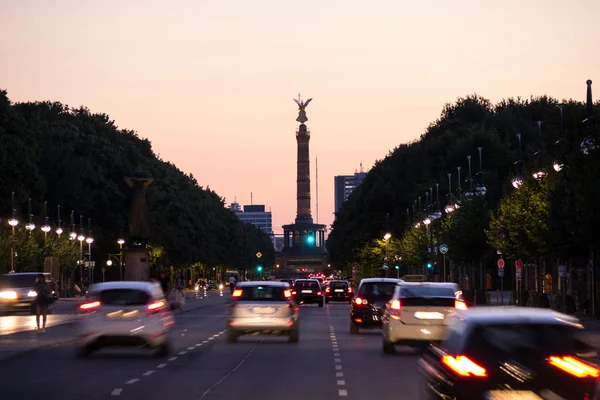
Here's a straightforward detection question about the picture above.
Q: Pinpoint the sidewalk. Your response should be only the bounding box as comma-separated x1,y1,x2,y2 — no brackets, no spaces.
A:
0,291,230,362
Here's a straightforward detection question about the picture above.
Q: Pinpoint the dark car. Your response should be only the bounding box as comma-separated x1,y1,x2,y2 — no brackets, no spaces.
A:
350,278,402,334
291,279,324,307
419,307,599,400
325,280,352,303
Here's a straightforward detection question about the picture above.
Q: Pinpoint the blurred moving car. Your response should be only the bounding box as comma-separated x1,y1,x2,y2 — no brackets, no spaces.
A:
0,272,58,314
291,279,324,307
419,307,599,400
325,280,352,303
76,281,174,357
382,282,465,353
350,278,403,334
227,282,299,343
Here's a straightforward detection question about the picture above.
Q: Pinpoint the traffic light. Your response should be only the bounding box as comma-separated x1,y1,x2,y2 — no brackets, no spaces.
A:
395,265,399,270
256,265,263,272
427,262,433,269
305,232,315,245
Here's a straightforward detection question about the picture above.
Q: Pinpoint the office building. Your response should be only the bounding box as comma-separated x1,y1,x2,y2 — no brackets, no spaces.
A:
334,169,368,215
230,203,273,235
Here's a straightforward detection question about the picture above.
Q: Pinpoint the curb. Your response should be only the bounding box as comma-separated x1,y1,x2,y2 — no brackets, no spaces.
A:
0,297,228,363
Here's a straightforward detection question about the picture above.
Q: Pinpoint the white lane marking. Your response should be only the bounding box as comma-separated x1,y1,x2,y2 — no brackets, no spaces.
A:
202,340,209,344
334,358,342,363
157,364,167,368
143,370,154,376
199,347,257,399
335,365,342,370
125,379,139,384
188,346,195,350
337,380,346,386
111,389,123,396
334,352,340,357
179,351,187,355
168,357,177,361
208,337,214,340
339,389,348,396
336,372,344,377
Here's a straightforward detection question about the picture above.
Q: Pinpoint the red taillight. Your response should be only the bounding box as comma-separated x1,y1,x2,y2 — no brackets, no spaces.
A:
354,297,368,305
148,300,166,313
390,299,401,310
284,290,292,298
291,290,297,296
348,287,353,293
326,287,331,293
455,300,467,311
80,301,101,310
548,356,600,378
442,355,487,377
317,291,322,296
232,289,242,297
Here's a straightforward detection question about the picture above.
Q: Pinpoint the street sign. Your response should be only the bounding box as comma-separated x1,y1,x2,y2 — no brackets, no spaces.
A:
515,259,523,269
516,268,522,279
440,244,448,254
256,252,262,258
497,259,505,269
498,268,504,277
558,265,567,278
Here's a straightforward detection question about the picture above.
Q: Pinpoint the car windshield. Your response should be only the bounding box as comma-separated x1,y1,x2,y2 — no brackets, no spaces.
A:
294,281,319,288
0,274,38,288
237,285,287,301
330,281,349,289
357,282,397,300
98,289,150,306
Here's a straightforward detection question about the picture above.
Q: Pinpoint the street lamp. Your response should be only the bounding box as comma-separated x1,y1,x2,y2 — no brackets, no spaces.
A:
25,198,35,232
78,214,85,287
86,218,94,285
41,201,51,238
56,205,63,237
8,192,18,273
117,239,125,280
69,210,77,240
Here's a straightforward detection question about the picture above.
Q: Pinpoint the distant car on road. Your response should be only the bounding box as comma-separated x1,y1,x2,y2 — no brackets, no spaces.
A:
227,281,299,343
419,307,598,399
291,279,324,307
325,280,352,303
350,278,403,334
381,282,465,353
0,272,58,314
75,281,174,357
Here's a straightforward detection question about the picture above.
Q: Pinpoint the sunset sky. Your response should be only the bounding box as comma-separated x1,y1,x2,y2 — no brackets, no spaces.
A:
2,0,599,234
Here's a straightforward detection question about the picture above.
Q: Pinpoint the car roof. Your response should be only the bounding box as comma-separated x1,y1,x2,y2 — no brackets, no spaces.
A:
237,281,289,287
90,281,164,296
459,307,582,328
2,272,51,276
359,278,403,284
398,282,458,288
294,278,319,282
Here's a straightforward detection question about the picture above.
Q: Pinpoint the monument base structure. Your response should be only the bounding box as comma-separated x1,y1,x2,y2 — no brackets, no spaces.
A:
124,247,150,281
275,222,329,278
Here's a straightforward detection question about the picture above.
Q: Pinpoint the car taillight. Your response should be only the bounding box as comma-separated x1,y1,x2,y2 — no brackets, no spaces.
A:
390,299,401,310
284,290,292,298
354,297,368,305
326,287,331,293
317,291,322,296
80,301,101,310
455,300,467,311
548,356,600,378
148,300,166,313
348,287,353,293
232,289,242,297
291,290,297,295
442,355,487,377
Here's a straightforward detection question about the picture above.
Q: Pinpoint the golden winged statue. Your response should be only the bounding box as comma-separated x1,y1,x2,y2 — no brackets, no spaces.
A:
294,93,312,123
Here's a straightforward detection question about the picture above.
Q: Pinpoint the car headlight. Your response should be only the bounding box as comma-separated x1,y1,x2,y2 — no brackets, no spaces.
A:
28,291,37,297
218,284,224,290
194,285,199,291
0,291,17,300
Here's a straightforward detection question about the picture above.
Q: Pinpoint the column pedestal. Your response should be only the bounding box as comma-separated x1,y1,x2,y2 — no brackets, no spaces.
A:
124,248,150,281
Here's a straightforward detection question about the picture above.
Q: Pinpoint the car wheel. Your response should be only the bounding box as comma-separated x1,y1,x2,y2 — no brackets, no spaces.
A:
350,321,359,335
226,330,238,343
318,301,324,308
156,341,171,357
288,328,299,343
382,339,395,354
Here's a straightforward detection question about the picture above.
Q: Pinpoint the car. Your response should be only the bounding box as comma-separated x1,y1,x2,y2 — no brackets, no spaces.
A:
350,278,403,334
0,272,58,314
381,282,465,353
75,281,174,357
418,307,599,400
227,281,299,343
291,279,324,307
325,280,352,303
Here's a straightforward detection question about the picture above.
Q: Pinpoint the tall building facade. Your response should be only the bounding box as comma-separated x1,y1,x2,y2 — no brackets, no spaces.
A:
334,170,368,216
230,203,273,235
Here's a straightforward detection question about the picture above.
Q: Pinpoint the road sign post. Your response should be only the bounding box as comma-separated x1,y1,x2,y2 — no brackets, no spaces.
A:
440,244,448,282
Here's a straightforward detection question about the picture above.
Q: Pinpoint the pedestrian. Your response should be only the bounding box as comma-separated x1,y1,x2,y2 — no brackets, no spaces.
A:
229,275,236,294
174,272,185,310
157,270,170,297
33,274,50,332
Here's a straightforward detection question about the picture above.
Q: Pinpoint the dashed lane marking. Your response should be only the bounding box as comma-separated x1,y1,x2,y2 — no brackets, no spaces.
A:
330,324,347,397
125,379,138,384
336,372,344,378
168,357,177,361
157,364,167,368
111,389,123,396
179,351,187,355
143,370,154,376
339,389,348,396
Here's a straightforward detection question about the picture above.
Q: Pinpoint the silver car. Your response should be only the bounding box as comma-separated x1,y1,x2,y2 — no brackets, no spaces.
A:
227,281,299,343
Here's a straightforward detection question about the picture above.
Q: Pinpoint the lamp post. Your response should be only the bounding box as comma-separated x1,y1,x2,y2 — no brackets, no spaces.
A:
41,201,51,238
77,215,85,289
69,210,77,240
25,198,35,233
384,213,391,277
8,192,19,273
118,239,125,280
86,218,94,285
56,205,63,237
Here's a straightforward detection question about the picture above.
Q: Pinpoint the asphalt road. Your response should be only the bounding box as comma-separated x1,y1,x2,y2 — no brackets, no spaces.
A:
0,296,426,400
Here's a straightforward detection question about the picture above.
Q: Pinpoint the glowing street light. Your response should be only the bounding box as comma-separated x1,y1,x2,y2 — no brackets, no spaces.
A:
25,198,35,232
384,232,391,241
56,205,63,237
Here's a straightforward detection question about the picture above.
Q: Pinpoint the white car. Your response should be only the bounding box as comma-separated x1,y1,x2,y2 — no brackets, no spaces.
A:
75,281,174,357
381,281,465,353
